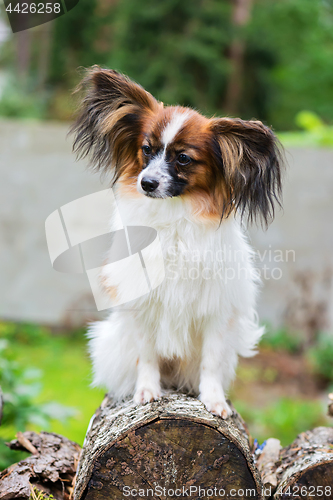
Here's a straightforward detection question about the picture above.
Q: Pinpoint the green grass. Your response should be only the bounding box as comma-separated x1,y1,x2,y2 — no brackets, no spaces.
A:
0,329,104,448
29,487,55,500
13,337,104,444
233,397,326,447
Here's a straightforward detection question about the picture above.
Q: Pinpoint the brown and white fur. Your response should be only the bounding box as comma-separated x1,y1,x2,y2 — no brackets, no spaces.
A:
72,67,283,418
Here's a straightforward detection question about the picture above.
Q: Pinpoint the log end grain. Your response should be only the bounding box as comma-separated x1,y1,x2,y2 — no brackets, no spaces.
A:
75,393,263,500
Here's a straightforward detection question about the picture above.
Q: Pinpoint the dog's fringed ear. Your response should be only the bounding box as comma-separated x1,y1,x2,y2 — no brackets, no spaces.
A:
71,66,160,180
210,118,284,227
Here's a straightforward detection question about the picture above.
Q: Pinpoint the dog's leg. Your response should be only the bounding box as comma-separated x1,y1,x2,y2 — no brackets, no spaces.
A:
199,325,235,419
133,338,161,404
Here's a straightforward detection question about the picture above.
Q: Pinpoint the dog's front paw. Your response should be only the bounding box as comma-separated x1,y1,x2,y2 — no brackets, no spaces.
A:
133,387,161,404
200,396,232,419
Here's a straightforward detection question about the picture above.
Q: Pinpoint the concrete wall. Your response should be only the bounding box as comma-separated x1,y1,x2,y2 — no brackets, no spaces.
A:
0,119,107,326
250,148,333,335
1,119,333,332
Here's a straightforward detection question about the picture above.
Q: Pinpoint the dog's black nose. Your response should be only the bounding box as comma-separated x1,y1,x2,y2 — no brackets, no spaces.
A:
141,177,159,193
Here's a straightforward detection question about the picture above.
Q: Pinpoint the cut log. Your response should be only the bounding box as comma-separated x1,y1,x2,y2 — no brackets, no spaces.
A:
256,438,281,494
74,393,263,500
272,427,333,499
0,431,81,500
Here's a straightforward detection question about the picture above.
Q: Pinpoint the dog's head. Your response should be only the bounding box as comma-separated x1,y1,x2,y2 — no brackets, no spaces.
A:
72,67,283,225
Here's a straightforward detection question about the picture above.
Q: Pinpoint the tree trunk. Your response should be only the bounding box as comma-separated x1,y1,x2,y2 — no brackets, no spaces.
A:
74,393,263,500
224,0,253,116
258,427,333,499
16,30,32,80
37,23,53,91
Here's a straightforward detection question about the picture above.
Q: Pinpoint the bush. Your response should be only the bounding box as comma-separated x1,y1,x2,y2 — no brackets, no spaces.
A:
308,333,333,383
0,337,75,470
0,321,51,345
0,78,48,120
296,111,333,146
279,111,333,147
260,327,303,354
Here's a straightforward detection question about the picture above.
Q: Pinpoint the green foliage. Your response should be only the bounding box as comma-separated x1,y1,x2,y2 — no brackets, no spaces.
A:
260,327,303,354
0,79,48,120
104,0,231,115
308,333,333,383
49,0,103,86
0,329,76,470
2,0,333,129
49,0,232,116
295,111,333,146
0,444,29,475
47,0,333,128
1,339,50,431
0,321,51,345
0,322,104,454
249,0,333,129
235,397,325,447
296,110,324,131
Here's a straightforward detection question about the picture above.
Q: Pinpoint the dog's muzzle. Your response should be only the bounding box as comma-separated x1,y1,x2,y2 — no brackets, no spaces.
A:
141,177,159,193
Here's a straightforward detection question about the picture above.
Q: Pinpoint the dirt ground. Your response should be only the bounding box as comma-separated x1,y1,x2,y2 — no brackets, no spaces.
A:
231,348,326,407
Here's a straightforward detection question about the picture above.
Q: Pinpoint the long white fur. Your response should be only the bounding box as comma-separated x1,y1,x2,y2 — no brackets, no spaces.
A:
88,182,264,417
161,111,191,147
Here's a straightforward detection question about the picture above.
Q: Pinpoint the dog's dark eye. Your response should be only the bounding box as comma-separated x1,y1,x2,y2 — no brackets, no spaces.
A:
142,145,152,156
177,154,191,165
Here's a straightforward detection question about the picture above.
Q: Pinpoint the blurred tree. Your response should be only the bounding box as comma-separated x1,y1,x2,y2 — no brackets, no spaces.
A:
49,0,104,85
37,24,53,91
247,0,333,129
103,0,232,115
2,0,333,129
224,0,253,116
16,30,32,80
48,0,233,116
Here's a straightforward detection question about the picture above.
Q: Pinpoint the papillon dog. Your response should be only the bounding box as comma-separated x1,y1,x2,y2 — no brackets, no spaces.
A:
72,67,283,418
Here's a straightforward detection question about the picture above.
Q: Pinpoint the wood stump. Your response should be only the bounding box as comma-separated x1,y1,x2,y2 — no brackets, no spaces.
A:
74,393,263,500
257,427,333,499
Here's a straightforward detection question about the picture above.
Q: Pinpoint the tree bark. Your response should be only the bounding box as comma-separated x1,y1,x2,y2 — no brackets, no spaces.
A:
74,393,263,500
258,427,333,499
0,431,81,500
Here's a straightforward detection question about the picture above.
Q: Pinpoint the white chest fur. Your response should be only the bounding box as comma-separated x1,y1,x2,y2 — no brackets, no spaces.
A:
111,193,258,358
